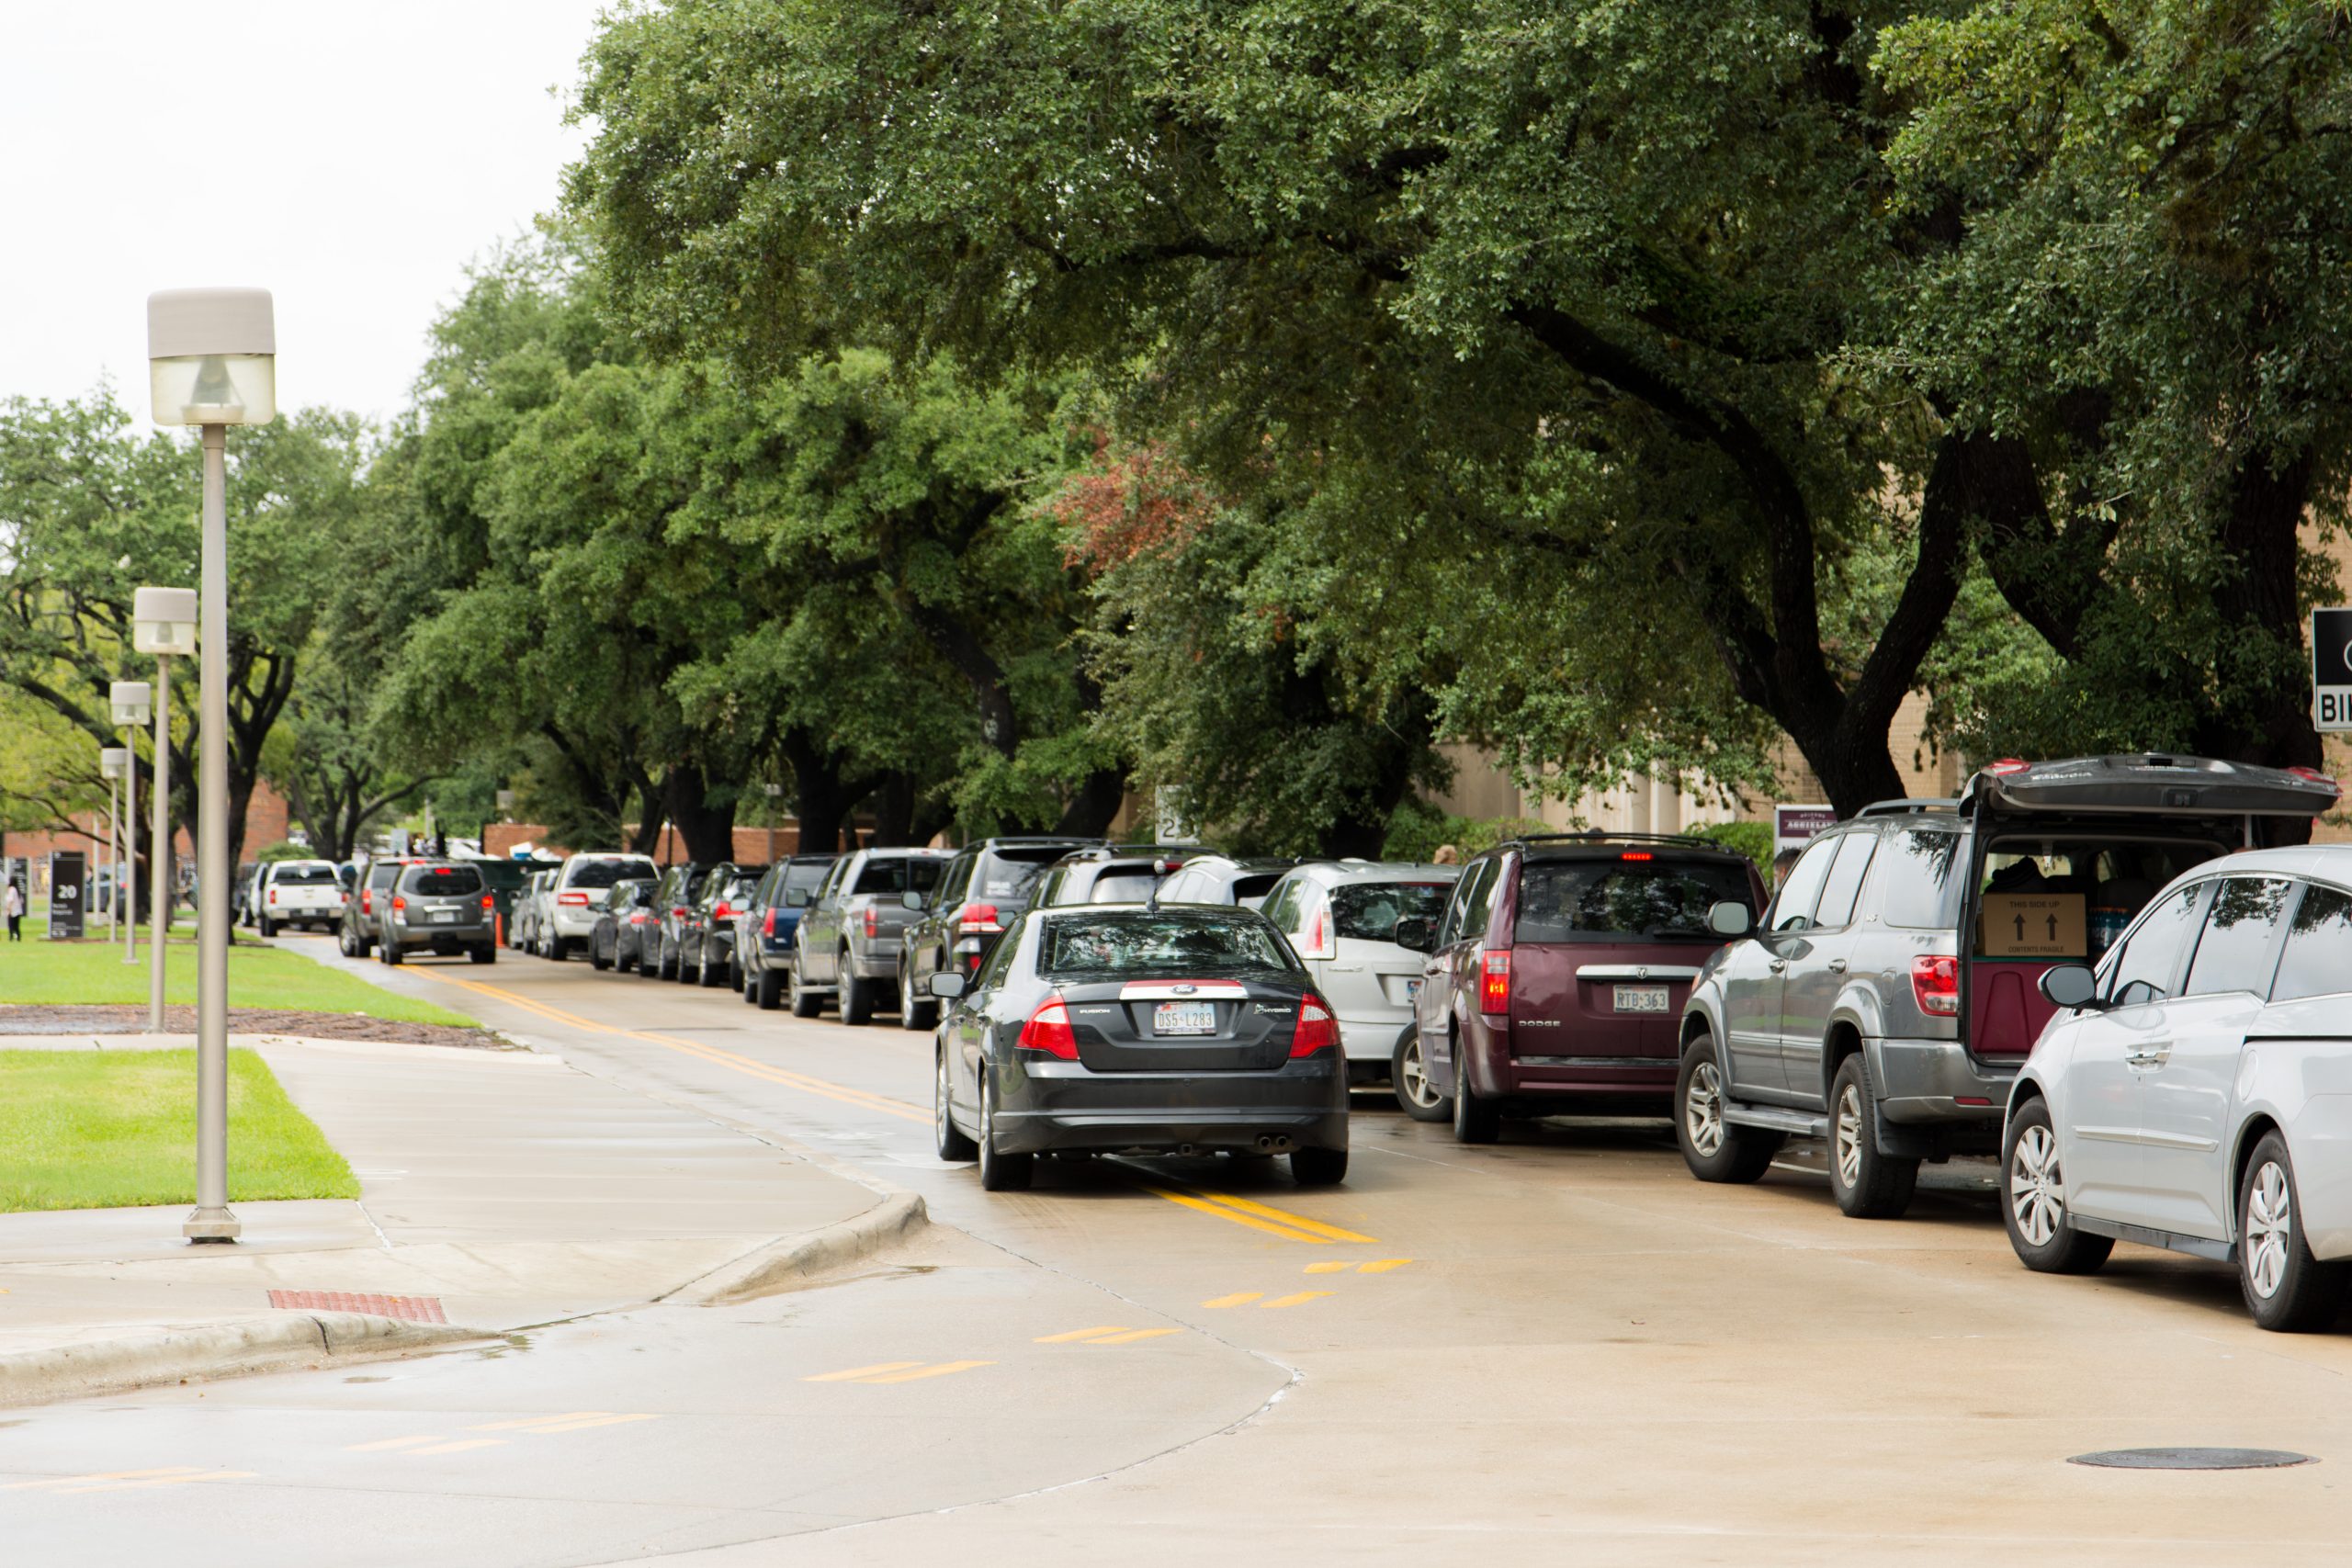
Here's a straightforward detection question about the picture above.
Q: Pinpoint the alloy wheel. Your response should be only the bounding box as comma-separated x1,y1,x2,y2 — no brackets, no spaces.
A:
1685,1059,1726,1158
936,1049,953,1144
2010,1123,2065,1247
2247,1160,2293,1301
1398,1038,1441,1111
1834,1082,1865,1190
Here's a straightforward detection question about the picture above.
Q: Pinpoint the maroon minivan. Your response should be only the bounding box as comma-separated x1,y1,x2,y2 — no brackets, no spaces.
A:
1395,834,1768,1142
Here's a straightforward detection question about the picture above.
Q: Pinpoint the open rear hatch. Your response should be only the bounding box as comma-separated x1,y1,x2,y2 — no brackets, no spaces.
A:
1061,980,1297,1072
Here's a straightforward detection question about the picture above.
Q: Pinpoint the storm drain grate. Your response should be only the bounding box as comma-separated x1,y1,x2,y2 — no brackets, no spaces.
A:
2069,1449,2314,1471
267,1290,448,1324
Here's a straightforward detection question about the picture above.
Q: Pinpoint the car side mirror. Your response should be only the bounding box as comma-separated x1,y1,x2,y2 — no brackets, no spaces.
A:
928,971,967,999
1391,914,1434,953
901,889,926,911
786,887,810,908
2039,963,2104,1010
1707,901,1754,938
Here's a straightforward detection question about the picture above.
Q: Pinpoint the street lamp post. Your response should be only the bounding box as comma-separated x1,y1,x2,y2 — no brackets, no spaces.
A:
134,590,196,1033
149,288,275,1246
110,682,152,966
99,748,126,942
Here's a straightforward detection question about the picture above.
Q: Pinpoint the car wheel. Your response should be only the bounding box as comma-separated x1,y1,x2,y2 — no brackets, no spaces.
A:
640,944,666,980
755,965,785,1011
1674,1036,1783,1184
469,945,495,965
383,942,404,966
591,940,611,972
696,950,725,987
1827,1054,1918,1219
900,964,938,1031
935,1045,978,1162
840,956,875,1025
337,927,354,958
1392,1032,1449,1122
257,915,275,939
1451,1036,1501,1145
2001,1097,2112,1274
977,1074,1032,1191
2238,1133,2348,1332
1291,1146,1348,1186
788,954,823,1018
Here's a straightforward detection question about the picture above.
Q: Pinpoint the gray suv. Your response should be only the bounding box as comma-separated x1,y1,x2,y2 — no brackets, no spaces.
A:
1676,754,2336,1219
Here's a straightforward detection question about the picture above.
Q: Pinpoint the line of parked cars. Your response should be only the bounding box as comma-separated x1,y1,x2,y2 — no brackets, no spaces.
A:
503,751,2352,1333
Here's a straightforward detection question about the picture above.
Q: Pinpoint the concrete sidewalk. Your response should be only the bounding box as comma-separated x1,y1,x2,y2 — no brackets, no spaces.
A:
0,1033,922,1406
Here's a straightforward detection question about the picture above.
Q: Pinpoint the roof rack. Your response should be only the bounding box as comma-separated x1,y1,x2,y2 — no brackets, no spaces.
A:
1856,798,1958,818
1509,830,1739,849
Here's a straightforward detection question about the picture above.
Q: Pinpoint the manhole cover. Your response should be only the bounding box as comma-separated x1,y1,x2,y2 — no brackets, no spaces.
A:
2069,1449,2314,1471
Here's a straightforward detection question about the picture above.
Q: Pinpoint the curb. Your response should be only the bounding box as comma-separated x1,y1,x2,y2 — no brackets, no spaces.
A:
664,1191,930,1306
0,1312,492,1409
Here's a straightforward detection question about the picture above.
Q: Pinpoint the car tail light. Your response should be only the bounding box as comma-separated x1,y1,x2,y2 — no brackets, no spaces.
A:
481,894,494,911
1989,758,2030,775
955,902,1001,934
672,907,688,919
630,911,650,926
763,908,777,937
1289,996,1340,1057
1911,955,1960,1017
1479,950,1511,1015
1016,998,1079,1059
1297,904,1335,961
1620,851,1653,862
864,907,878,941
2289,765,2341,797
267,888,277,905
712,902,734,921
558,891,591,907
966,951,987,973
361,890,372,915
391,896,407,915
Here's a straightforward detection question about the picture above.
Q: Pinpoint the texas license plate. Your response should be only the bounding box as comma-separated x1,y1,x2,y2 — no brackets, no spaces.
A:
1405,978,1420,1001
1613,985,1669,1013
431,909,459,923
1153,1001,1216,1035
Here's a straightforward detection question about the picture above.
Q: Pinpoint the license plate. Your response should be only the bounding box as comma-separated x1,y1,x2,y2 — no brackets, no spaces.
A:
431,909,460,924
1406,978,1420,1001
1613,985,1669,1013
1153,1001,1217,1035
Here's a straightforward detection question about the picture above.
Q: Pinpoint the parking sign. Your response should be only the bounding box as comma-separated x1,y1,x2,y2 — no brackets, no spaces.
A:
2314,608,2352,731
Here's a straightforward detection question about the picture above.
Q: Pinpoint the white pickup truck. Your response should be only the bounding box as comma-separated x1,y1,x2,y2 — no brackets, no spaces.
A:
257,860,348,937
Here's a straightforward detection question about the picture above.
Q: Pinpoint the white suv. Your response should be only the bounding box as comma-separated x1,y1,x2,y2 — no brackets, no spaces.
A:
2004,840,2352,1330
255,859,347,937
541,853,659,961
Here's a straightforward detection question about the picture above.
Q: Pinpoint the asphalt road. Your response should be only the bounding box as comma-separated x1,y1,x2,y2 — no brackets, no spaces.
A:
12,936,2352,1566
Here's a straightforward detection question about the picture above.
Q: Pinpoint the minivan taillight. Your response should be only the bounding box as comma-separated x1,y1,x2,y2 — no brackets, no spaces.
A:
1290,996,1340,1057
1911,955,1960,1017
1016,998,1079,1059
954,902,1001,933
1479,950,1511,1015
1298,905,1334,961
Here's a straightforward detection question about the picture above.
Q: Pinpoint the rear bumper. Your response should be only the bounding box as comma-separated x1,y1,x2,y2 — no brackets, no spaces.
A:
387,922,492,952
1870,1037,2016,1125
550,908,601,938
995,1058,1349,1155
847,940,901,979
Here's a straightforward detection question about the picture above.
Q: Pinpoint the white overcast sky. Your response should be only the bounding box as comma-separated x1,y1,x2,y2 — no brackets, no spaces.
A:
1,1,611,424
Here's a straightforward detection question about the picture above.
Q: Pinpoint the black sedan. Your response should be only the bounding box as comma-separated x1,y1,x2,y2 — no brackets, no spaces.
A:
929,906,1349,1190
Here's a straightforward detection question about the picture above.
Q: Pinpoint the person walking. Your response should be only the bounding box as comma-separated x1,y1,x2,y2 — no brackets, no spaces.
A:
5,878,23,942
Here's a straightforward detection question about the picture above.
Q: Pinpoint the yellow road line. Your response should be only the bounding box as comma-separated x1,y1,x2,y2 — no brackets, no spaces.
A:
1144,1187,1332,1244
852,1360,993,1384
1261,1291,1335,1309
60,1471,255,1493
1082,1328,1180,1345
406,1439,506,1456
468,1411,610,1432
806,1361,926,1382
1183,1189,1375,1244
1303,1260,1350,1274
516,1414,662,1435
1201,1292,1263,1308
345,1435,447,1452
1358,1258,1413,1273
6,1468,200,1490
1035,1325,1131,1343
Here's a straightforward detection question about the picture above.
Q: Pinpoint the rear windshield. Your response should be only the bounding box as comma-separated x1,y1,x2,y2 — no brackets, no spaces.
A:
1332,881,1454,942
1514,856,1756,942
1974,836,2223,961
1038,913,1297,980
568,858,653,890
368,862,408,888
1089,868,1161,903
401,864,483,896
271,865,339,885
785,861,831,893
975,845,1082,898
853,857,944,896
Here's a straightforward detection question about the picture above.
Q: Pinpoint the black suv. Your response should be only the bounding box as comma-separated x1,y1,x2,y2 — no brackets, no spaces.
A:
898,836,1103,1030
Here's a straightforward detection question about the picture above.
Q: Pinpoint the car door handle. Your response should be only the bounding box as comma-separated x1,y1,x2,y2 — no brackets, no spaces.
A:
1768,959,1787,975
2126,1043,2173,1067
1826,958,1848,974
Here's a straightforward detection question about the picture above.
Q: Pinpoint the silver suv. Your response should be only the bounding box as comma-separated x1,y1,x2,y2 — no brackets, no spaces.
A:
1676,754,2337,1219
1259,861,1460,1101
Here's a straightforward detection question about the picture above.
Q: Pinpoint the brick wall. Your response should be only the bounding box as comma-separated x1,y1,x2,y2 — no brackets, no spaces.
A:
483,821,817,865
2,780,295,894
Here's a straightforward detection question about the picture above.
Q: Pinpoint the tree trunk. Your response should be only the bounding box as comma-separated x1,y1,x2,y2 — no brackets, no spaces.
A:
781,728,865,856
662,761,739,863
1055,767,1126,837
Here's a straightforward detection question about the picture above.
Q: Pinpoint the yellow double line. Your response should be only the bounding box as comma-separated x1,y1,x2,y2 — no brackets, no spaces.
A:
1143,1183,1376,1246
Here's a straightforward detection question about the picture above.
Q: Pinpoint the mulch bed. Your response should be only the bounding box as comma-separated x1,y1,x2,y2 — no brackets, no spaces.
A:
0,1005,514,1051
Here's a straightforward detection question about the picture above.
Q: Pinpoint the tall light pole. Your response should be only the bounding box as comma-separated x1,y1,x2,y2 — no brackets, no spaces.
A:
133,590,196,1033
149,288,275,1246
99,748,127,938
111,682,153,965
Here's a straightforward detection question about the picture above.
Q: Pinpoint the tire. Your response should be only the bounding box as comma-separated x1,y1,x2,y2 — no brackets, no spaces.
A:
2001,1096,2112,1274
640,943,667,981
1675,1036,1784,1184
978,1075,1033,1191
469,946,495,965
257,915,276,939
2238,1133,2348,1332
1827,1053,1918,1220
1292,1146,1348,1186
337,927,355,958
789,955,823,1018
550,935,571,963
741,963,759,1004
696,948,725,987
1451,1036,1501,1145
840,956,875,1025
591,941,611,972
900,963,938,1031
383,942,404,966
935,1045,978,1162
755,965,785,1011
1392,1032,1449,1122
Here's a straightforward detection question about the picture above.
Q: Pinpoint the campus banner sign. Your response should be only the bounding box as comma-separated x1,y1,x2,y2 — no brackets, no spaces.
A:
47,851,85,938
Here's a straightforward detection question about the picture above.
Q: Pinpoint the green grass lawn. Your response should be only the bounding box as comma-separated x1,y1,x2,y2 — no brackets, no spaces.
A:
0,917,475,1027
0,1048,360,1213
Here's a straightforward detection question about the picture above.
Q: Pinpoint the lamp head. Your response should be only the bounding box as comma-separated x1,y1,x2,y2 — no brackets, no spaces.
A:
109,681,153,727
146,288,275,426
99,747,130,780
131,586,198,656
